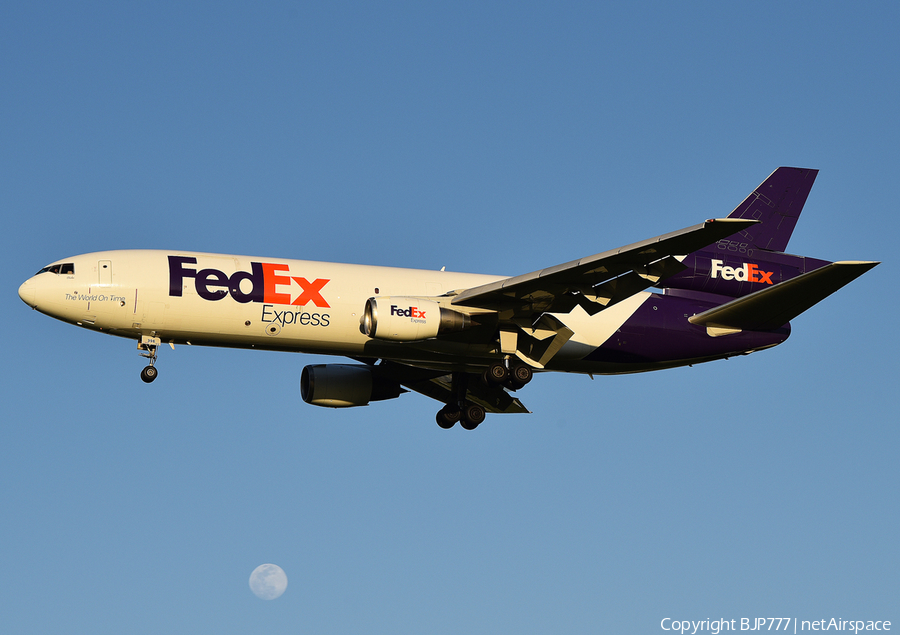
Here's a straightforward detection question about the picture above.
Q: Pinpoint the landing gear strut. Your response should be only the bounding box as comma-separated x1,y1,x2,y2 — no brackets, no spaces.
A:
138,336,161,383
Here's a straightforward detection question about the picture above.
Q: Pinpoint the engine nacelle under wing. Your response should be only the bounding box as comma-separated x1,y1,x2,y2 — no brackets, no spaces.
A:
300,364,405,408
363,297,471,342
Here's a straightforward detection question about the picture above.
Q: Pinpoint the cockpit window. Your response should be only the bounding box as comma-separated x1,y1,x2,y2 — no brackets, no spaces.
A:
36,263,75,275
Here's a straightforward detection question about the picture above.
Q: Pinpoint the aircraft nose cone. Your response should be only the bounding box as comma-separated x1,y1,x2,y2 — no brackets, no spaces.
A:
18,279,36,307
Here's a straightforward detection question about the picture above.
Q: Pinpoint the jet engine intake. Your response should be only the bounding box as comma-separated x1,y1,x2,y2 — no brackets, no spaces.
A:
300,364,405,408
363,297,471,342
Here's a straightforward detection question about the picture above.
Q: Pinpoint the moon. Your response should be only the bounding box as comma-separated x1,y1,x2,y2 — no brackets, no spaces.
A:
249,564,288,600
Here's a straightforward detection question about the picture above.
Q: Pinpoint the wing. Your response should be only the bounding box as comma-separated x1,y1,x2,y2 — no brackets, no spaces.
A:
367,220,762,391
444,218,759,369
451,218,759,318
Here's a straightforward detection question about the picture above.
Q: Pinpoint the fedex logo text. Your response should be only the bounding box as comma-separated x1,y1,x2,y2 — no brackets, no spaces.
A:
391,305,426,319
168,256,330,306
710,259,774,284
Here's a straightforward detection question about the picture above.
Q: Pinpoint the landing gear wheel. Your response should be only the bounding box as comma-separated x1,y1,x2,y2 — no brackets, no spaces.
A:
140,365,158,383
512,364,532,385
436,406,460,429
482,362,509,386
459,404,486,430
506,364,533,390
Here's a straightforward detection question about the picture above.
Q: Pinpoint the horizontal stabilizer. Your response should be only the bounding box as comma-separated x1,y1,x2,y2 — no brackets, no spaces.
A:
689,261,879,333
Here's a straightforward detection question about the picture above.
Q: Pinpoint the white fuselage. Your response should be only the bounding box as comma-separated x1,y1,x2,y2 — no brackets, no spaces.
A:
18,249,657,373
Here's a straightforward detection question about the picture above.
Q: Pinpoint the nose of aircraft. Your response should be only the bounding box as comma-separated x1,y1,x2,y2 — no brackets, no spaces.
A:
18,278,36,307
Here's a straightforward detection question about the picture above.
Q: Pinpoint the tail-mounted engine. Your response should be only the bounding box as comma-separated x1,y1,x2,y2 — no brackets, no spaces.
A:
363,297,471,342
300,364,405,408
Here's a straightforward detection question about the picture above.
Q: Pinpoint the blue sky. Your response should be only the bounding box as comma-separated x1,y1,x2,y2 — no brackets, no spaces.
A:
2,2,897,633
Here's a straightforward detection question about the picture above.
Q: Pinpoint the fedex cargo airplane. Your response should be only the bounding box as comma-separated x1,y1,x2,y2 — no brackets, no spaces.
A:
18,168,878,429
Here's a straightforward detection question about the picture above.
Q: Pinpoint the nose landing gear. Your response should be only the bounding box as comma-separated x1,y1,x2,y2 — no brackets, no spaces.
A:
138,336,161,383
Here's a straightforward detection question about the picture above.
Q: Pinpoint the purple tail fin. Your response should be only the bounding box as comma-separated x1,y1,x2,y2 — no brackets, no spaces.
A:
661,167,827,299
725,167,818,252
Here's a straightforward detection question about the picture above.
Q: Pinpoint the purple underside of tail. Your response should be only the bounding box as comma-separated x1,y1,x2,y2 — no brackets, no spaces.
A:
580,293,789,370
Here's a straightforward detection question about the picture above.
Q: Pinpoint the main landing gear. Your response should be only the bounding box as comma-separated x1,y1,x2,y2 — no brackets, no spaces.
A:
138,336,161,383
436,362,533,430
482,361,532,391
436,402,485,430
435,373,485,430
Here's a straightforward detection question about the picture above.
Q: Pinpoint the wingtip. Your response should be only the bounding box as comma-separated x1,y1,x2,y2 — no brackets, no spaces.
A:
705,217,761,224
832,260,880,267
